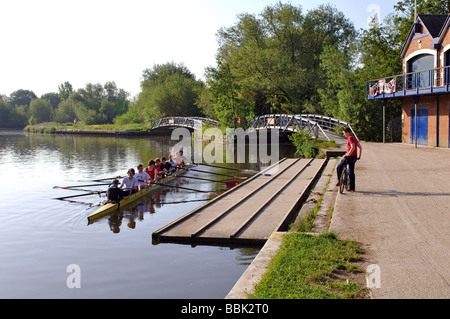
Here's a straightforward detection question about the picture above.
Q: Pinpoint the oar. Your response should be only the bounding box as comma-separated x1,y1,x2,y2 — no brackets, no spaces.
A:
194,163,255,173
149,182,219,196
53,183,110,189
77,176,123,183
188,168,248,180
54,191,106,201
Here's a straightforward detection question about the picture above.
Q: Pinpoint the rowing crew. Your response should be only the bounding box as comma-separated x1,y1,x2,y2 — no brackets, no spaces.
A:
106,153,185,202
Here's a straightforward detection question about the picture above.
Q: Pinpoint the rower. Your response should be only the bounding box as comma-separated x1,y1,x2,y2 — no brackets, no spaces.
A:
145,160,159,183
135,164,150,190
168,155,177,168
107,179,124,202
120,168,138,196
173,150,185,168
154,158,163,178
161,157,174,176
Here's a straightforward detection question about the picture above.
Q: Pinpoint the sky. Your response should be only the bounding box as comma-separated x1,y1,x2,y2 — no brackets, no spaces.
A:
0,0,397,99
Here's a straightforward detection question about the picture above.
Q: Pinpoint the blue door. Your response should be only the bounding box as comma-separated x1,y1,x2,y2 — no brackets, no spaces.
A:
411,108,428,145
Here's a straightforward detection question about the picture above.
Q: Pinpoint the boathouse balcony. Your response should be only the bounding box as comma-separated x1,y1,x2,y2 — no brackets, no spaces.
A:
366,66,450,100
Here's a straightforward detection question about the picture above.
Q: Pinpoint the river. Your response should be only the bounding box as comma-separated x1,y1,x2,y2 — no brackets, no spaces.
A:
0,130,294,299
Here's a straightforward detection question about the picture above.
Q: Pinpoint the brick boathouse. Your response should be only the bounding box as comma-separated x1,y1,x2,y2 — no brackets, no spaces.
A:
367,14,450,148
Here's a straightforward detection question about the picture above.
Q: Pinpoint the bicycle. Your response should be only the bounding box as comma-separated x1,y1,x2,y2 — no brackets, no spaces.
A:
339,161,349,194
339,157,359,194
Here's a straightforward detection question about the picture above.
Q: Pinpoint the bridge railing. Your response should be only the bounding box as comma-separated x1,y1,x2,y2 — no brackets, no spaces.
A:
146,114,357,141
147,117,219,131
299,114,358,141
244,114,358,141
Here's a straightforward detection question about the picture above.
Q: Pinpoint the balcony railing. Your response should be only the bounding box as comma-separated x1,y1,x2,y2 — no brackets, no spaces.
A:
366,66,450,99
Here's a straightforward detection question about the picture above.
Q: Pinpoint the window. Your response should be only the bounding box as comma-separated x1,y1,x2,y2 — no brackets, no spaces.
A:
407,54,434,89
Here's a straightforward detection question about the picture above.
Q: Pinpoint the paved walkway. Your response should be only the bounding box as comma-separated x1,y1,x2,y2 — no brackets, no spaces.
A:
330,142,450,299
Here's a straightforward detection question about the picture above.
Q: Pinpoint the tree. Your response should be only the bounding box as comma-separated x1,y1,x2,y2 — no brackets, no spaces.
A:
142,62,196,86
209,2,356,122
29,98,53,124
9,89,37,108
127,62,203,123
41,92,61,110
318,12,404,142
394,0,450,43
0,97,27,128
58,82,130,124
53,98,79,123
58,82,74,101
206,62,252,128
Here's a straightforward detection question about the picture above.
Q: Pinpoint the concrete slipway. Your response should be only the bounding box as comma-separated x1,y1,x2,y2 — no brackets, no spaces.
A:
153,158,327,246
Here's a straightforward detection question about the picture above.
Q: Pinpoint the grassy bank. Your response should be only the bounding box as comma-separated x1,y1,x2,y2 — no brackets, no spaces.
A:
248,232,367,299
248,159,367,299
24,122,147,134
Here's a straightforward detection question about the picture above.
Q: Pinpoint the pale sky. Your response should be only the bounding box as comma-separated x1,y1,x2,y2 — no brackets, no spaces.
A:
0,0,396,98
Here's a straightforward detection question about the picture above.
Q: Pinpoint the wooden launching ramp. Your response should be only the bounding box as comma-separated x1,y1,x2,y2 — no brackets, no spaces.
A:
152,158,327,246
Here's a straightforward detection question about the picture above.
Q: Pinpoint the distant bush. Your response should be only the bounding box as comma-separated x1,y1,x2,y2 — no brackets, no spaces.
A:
289,131,319,158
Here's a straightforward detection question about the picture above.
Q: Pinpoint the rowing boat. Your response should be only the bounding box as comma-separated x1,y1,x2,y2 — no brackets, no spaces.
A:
87,167,190,224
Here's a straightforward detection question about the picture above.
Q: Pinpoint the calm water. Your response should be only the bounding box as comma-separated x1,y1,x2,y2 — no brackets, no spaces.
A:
0,130,294,299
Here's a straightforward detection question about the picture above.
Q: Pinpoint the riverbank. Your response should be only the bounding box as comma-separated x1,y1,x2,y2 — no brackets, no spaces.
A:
227,157,369,299
24,122,149,135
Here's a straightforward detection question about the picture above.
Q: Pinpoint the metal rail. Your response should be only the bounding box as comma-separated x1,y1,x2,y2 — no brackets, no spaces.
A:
366,65,450,100
147,114,357,141
147,117,219,131
244,114,357,141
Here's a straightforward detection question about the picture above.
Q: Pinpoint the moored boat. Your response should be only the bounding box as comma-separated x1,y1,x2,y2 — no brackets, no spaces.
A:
87,167,190,223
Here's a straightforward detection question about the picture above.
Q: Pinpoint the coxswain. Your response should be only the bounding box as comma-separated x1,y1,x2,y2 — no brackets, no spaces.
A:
107,179,124,202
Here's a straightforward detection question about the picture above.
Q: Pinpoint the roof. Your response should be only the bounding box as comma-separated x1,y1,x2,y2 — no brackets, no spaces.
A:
419,14,448,38
400,14,450,58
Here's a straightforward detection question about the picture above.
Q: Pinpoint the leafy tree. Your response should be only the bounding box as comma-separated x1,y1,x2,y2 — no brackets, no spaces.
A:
52,82,129,124
41,92,61,110
29,98,53,123
319,12,403,142
9,89,37,108
209,2,356,122
394,0,450,42
58,82,74,101
142,62,196,86
0,97,28,128
195,83,216,121
53,97,79,123
128,62,203,123
205,63,252,128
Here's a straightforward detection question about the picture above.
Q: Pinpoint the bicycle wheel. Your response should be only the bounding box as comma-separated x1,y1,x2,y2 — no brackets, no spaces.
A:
339,167,348,194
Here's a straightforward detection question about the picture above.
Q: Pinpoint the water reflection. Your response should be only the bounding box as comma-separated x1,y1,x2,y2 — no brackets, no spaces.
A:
105,189,197,233
0,130,294,298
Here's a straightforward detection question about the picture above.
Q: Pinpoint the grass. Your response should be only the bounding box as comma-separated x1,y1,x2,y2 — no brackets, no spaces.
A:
315,138,339,149
24,122,147,133
248,232,367,299
248,161,367,299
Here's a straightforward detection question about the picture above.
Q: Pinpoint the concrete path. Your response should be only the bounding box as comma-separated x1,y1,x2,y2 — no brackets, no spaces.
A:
330,142,450,299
